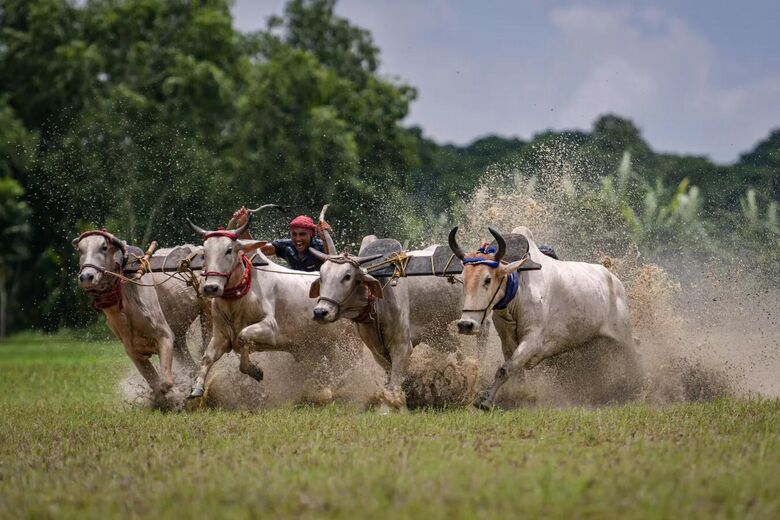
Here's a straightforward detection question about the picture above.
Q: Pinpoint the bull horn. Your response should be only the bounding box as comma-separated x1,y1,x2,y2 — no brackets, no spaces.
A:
248,203,287,213
488,227,506,262
309,247,334,264
448,227,465,260
354,253,383,265
318,204,337,255
187,218,208,239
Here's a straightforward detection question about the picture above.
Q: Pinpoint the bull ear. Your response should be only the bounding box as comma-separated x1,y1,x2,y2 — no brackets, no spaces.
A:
360,272,384,299
309,278,321,299
72,237,80,248
502,257,542,274
237,240,267,253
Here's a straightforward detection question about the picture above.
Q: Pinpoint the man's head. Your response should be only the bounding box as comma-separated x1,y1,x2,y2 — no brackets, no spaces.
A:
289,215,317,254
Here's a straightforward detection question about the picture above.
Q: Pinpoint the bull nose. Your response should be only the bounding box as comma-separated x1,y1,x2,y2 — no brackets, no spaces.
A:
457,320,475,334
202,284,219,296
313,308,329,321
79,272,94,283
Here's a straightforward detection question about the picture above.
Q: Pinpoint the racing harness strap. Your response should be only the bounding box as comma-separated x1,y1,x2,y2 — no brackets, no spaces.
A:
203,253,253,300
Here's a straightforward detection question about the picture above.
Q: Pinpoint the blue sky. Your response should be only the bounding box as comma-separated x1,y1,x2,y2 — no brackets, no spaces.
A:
233,1,780,163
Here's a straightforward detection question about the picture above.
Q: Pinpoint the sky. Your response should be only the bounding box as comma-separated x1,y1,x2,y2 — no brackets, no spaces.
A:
232,1,780,164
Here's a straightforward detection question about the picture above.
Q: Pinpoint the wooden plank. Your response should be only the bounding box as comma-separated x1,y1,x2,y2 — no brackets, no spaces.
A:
362,233,534,278
123,245,268,275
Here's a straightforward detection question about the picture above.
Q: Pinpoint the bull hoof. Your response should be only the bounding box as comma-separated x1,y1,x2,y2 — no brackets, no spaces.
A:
473,392,493,411
249,369,264,382
188,387,204,399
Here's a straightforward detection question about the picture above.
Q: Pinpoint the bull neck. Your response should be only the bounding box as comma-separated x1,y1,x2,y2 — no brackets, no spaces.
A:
226,255,247,289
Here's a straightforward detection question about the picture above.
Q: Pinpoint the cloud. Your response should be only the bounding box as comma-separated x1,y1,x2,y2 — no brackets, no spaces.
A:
231,1,780,162
547,4,780,160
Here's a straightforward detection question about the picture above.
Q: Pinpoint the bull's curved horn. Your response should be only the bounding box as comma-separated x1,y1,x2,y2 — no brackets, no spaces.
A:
248,204,287,213
354,253,383,265
488,227,506,262
318,204,337,255
309,247,334,264
187,218,208,239
448,227,465,260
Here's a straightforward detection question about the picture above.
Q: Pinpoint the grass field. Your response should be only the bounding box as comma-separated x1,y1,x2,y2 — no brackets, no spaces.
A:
1,335,778,519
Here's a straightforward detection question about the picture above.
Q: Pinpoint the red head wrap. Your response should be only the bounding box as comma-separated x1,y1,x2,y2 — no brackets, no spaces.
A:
289,215,317,236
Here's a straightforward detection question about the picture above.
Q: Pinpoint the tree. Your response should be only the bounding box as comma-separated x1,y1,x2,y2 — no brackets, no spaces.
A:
0,178,31,340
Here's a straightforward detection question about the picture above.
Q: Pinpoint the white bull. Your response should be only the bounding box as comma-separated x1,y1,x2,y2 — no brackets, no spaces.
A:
449,226,639,410
74,231,208,398
309,235,481,410
186,217,354,399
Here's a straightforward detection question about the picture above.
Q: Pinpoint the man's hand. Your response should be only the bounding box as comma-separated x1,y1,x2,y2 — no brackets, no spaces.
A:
318,219,332,233
230,206,249,228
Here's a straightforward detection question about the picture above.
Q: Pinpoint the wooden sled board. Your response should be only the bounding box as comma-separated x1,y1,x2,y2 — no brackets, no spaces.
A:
361,233,535,278
123,245,268,274
363,243,464,278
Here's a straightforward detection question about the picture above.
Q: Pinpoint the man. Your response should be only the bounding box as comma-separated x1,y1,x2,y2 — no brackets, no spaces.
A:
230,208,331,272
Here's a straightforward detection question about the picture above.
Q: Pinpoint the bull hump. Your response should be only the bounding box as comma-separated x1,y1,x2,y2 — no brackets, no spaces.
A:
487,233,530,262
359,238,402,257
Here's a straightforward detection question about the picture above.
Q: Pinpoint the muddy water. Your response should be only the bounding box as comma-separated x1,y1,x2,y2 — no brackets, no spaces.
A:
120,168,779,410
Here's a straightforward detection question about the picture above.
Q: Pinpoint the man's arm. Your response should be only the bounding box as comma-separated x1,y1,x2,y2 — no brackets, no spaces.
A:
228,207,253,240
231,207,278,256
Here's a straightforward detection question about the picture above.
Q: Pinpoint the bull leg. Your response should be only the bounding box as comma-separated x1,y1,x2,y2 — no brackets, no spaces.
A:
474,333,542,411
236,319,279,382
198,306,213,357
157,333,175,394
131,356,165,396
189,333,230,398
383,339,412,411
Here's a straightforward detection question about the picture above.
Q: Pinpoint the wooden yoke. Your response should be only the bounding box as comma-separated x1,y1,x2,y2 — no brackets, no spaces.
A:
134,241,158,280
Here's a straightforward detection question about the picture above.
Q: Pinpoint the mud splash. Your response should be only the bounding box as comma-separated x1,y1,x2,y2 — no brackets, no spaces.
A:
120,160,778,411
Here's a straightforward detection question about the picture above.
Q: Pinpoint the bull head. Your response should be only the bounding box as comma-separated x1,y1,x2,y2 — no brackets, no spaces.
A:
309,245,384,322
72,230,129,289
186,214,266,298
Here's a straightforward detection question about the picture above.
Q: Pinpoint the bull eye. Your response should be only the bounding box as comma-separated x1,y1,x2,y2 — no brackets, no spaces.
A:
343,273,352,282
483,276,491,286
225,247,233,255
101,244,108,252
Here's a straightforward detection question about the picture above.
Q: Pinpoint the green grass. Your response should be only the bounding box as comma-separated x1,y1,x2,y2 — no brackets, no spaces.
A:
0,336,778,519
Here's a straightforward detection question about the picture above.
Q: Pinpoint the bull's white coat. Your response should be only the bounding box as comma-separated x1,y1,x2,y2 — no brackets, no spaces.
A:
75,236,206,397
190,236,354,399
457,227,638,409
311,236,482,409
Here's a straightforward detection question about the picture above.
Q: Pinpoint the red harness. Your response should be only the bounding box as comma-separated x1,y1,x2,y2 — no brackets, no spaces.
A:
204,229,238,240
85,271,125,311
353,289,378,324
203,253,253,300
200,229,252,300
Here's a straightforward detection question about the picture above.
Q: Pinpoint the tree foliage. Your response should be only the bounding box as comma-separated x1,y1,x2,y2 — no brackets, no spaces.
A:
0,0,777,332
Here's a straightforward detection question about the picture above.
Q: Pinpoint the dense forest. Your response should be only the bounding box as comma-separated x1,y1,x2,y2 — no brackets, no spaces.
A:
0,0,778,336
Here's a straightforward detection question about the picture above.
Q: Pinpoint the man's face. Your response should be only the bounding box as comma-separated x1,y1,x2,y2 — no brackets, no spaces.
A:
291,227,313,253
